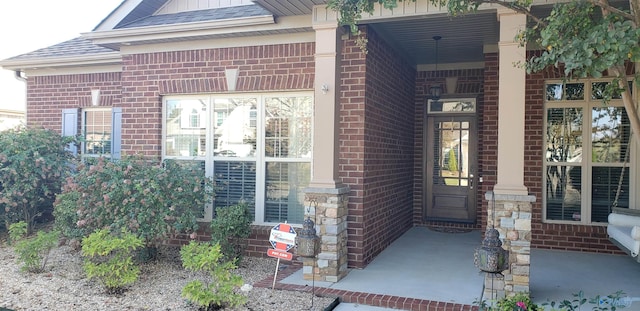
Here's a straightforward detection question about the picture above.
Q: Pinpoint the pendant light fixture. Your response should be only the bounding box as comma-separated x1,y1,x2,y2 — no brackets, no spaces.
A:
429,35,443,101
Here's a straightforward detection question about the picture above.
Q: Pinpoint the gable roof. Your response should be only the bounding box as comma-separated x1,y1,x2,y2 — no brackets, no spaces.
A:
0,2,292,70
116,5,273,29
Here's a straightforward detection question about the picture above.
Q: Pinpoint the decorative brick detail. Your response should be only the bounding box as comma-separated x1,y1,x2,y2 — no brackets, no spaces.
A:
483,192,535,299
302,187,349,282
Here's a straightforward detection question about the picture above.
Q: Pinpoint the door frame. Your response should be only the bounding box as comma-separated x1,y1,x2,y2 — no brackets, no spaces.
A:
423,98,478,223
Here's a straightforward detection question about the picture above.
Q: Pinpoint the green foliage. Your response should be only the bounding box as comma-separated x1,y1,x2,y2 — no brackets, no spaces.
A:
14,229,60,273
497,292,539,311
180,241,246,309
520,1,640,82
0,126,76,233
210,203,252,263
542,290,627,311
447,148,458,172
56,157,213,246
52,190,87,239
81,228,143,294
8,221,27,245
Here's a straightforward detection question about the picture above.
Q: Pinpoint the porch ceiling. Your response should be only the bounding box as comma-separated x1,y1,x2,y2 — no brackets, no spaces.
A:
253,0,499,66
367,12,499,66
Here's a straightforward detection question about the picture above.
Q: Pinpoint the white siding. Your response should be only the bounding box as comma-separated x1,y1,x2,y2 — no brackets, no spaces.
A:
157,0,253,15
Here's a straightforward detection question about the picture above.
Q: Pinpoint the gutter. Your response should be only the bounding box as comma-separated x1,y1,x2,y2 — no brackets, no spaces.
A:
14,70,26,82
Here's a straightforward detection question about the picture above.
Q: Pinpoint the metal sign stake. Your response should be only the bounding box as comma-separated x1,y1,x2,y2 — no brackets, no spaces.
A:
272,258,281,290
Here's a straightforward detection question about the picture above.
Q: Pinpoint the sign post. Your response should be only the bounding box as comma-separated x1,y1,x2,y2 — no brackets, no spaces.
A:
267,223,296,289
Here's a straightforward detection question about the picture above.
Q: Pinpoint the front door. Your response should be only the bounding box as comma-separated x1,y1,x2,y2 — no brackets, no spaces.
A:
425,99,478,223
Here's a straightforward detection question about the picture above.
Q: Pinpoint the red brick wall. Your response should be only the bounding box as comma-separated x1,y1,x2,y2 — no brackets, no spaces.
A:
119,43,315,157
340,27,416,268
26,73,122,129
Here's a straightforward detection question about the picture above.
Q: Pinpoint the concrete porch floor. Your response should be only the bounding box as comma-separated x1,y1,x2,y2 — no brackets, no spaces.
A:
271,226,640,310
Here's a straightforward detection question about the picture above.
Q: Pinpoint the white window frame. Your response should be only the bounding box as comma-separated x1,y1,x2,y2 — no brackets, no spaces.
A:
162,92,314,224
81,107,113,159
543,78,636,225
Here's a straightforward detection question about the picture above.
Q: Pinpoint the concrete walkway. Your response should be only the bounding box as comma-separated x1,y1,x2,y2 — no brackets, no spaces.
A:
272,227,640,310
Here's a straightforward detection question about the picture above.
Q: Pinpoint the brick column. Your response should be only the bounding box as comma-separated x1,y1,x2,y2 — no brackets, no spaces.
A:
483,192,535,299
302,187,349,282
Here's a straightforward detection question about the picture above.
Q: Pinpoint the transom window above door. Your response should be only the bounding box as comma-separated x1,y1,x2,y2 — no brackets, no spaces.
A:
544,80,632,224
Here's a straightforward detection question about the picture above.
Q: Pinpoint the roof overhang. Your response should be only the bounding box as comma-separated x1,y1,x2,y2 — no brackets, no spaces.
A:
0,52,122,72
82,15,280,50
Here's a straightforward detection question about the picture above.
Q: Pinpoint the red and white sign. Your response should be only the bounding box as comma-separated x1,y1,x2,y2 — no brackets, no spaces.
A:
267,248,293,261
267,223,296,261
269,223,297,251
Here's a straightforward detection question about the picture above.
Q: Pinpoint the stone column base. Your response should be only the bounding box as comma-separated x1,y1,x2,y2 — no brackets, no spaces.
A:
483,191,536,299
302,186,349,282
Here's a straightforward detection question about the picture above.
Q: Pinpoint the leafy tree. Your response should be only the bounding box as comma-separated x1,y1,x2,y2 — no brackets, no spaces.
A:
327,0,640,145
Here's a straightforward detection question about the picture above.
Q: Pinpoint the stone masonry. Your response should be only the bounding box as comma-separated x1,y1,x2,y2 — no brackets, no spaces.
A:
301,187,349,282
483,191,536,300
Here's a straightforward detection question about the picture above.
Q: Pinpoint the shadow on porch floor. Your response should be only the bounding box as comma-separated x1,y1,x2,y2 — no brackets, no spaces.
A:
258,226,640,311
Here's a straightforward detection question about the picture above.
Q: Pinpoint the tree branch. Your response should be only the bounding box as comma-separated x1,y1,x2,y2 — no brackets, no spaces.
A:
587,0,635,20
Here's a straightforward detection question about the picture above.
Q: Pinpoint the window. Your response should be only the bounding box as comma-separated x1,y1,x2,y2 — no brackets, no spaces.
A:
163,93,313,224
83,109,112,157
61,108,121,159
544,80,631,224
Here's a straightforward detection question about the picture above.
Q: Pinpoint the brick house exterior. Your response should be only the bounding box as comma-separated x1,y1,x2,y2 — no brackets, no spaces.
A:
2,0,638,297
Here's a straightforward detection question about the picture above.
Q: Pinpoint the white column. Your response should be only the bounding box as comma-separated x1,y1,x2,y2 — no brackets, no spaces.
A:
493,9,528,195
310,20,343,189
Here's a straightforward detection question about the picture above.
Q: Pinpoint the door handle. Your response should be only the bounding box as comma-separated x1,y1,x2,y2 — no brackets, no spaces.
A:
469,173,474,190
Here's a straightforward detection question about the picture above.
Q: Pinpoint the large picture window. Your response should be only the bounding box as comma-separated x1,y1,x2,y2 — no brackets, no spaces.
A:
544,80,631,224
163,93,313,224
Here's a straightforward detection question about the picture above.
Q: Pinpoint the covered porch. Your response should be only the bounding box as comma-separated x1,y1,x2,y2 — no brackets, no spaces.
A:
275,227,640,310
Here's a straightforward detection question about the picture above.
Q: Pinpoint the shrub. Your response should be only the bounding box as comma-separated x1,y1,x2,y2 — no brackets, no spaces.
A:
180,241,246,309
56,157,213,246
0,127,76,232
52,189,86,240
13,227,60,273
210,203,252,263
8,221,27,245
82,228,143,294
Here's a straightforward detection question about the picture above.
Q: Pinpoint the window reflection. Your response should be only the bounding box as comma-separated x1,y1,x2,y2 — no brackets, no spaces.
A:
213,98,257,158
165,99,206,157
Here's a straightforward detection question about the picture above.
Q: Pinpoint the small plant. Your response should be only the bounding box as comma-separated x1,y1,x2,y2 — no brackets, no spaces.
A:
180,241,246,309
497,292,539,310
8,221,28,245
210,203,252,263
543,290,629,311
475,292,540,310
13,227,60,273
81,228,143,294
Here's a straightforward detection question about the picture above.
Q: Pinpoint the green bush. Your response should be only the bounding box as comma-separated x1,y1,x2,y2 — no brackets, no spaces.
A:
82,228,143,294
8,221,27,245
180,241,246,309
0,127,76,232
496,292,539,311
13,227,60,273
210,203,252,263
56,157,213,246
52,189,87,240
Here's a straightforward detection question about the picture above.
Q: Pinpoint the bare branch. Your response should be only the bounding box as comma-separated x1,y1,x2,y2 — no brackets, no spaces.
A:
587,0,635,20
